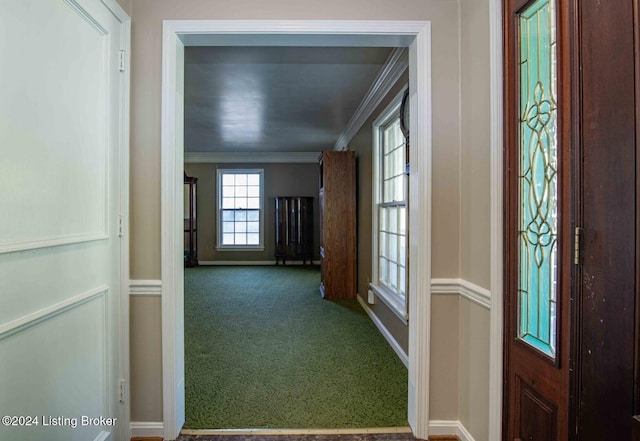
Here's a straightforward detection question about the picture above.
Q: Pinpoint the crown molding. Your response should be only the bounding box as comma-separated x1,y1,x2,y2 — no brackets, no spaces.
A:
184,151,321,164
334,47,408,151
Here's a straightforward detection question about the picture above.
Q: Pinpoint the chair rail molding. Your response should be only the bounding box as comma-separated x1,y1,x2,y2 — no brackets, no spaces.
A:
430,278,491,310
129,280,162,296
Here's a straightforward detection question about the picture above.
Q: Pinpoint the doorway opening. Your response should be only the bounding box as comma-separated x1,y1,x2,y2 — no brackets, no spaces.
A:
161,20,433,440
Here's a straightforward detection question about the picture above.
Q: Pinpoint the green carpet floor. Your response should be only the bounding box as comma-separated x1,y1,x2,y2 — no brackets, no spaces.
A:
184,265,408,429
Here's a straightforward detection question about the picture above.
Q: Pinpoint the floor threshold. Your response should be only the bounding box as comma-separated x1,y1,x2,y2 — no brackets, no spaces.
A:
181,427,413,436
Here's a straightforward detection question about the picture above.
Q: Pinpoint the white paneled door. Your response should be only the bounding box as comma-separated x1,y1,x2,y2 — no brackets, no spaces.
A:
0,0,128,440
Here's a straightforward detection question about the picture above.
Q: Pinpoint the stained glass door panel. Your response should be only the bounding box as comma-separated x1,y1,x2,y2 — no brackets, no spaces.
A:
517,0,558,359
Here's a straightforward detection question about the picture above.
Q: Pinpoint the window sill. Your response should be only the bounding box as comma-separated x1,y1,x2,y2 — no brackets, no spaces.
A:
369,283,408,323
216,246,265,252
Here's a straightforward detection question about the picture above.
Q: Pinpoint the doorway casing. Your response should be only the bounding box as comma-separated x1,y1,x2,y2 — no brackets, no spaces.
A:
160,20,432,440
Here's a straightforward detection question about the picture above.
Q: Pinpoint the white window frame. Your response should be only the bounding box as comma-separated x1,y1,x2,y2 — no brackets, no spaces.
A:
371,87,408,321
216,168,265,251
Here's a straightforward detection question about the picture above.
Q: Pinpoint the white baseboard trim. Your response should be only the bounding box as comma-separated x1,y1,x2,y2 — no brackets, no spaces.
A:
199,260,320,266
130,421,164,438
431,278,491,310
129,280,162,296
357,295,409,368
429,420,475,441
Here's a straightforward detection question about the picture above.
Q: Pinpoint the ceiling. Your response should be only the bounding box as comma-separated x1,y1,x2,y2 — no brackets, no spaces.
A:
184,46,394,153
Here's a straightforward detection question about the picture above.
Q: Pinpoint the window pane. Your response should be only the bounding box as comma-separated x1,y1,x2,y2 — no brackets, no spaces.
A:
247,198,260,209
399,267,406,296
517,0,558,359
389,233,398,262
222,198,234,209
222,222,234,233
222,174,235,186
235,233,247,245
380,207,387,230
235,174,247,185
222,210,234,221
222,233,234,244
389,207,398,233
399,207,406,234
399,235,406,264
379,258,387,283
247,210,259,221
234,198,247,209
235,186,247,197
383,179,390,203
222,186,235,198
389,262,398,290
383,129,392,154
247,221,259,233
247,186,260,197
235,210,247,221
247,233,259,244
379,232,387,258
394,175,404,201
384,153,390,178
395,147,404,176
247,174,260,186
235,222,247,233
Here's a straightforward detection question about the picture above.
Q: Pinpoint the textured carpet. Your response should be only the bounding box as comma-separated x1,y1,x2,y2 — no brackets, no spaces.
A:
184,266,408,429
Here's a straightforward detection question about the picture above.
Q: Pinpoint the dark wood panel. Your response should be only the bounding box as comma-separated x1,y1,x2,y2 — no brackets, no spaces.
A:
519,378,558,441
319,151,356,300
575,0,636,439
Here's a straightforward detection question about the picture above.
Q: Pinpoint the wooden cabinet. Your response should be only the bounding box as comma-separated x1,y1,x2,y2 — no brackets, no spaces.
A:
184,172,198,267
274,196,314,265
319,151,356,299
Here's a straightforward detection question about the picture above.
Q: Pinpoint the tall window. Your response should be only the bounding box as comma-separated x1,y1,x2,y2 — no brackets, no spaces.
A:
371,90,408,320
217,169,264,249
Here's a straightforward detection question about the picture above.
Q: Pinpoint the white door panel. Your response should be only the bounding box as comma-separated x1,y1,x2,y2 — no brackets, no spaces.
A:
0,0,127,440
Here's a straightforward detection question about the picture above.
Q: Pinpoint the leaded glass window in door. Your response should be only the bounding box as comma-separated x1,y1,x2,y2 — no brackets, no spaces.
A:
517,0,558,358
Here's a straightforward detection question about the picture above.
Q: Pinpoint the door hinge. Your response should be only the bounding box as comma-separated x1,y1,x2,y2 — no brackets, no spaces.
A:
119,50,126,72
118,215,124,238
574,226,583,265
119,378,126,403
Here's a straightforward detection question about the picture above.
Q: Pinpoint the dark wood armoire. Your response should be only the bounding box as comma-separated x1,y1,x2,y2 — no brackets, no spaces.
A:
274,196,314,265
184,172,198,267
319,151,356,299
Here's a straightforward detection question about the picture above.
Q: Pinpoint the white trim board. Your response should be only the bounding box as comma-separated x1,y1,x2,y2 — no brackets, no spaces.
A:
0,286,108,340
130,421,164,438
162,19,432,440
357,295,409,368
129,280,162,296
428,420,476,441
431,278,491,310
488,0,504,438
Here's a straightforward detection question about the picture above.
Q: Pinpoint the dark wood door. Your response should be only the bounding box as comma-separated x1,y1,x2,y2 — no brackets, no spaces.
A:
504,0,573,439
572,0,636,439
504,0,638,440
